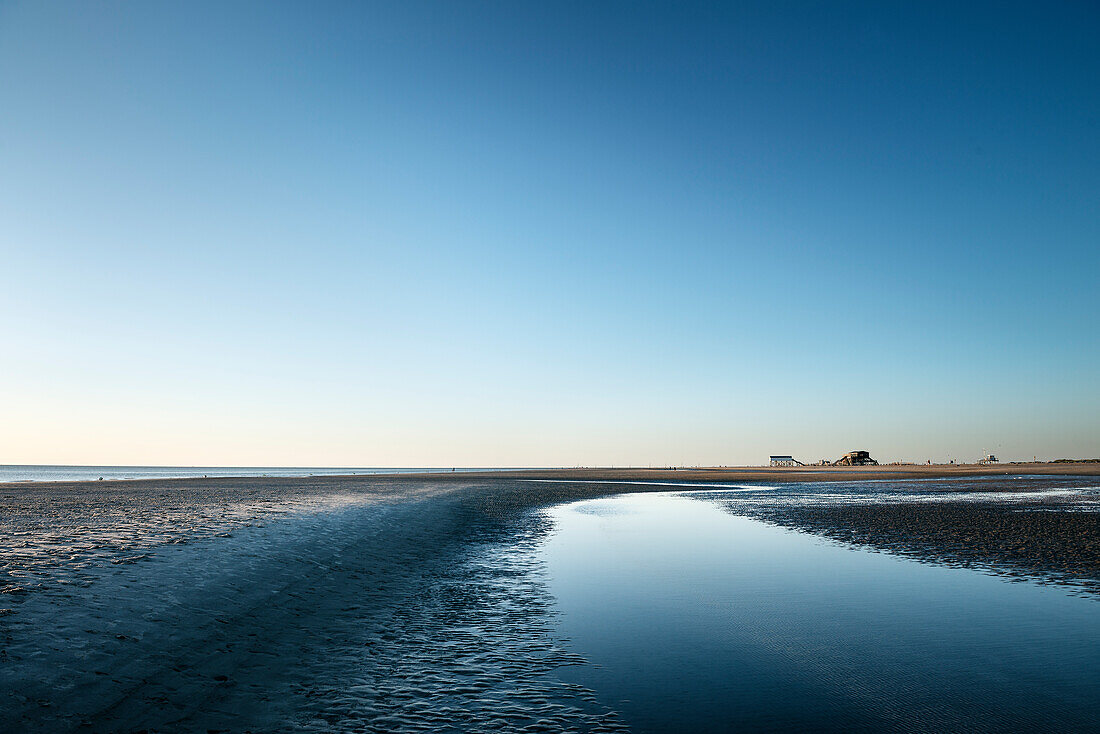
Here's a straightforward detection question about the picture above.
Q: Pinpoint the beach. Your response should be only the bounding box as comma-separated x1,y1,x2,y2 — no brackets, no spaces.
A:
8,1,1098,729
2,465,1098,731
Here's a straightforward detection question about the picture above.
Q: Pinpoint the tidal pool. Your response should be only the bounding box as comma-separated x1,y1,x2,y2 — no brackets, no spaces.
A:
538,491,1100,732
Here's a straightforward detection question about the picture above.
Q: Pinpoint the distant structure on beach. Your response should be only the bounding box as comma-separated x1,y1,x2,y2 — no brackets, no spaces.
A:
769,451,879,466
833,450,878,466
978,454,999,465
769,455,804,467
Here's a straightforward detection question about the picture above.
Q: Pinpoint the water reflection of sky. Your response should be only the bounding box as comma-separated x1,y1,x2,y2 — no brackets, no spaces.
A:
538,492,1100,732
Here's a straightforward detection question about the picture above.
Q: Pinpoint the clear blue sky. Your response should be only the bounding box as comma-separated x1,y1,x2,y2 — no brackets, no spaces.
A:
1,1,1097,466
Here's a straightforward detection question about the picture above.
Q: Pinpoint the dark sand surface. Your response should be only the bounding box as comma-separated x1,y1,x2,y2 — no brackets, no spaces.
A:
1,466,1097,731
708,475,1100,595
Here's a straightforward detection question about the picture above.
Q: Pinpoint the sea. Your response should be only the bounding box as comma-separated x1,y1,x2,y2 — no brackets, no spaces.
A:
0,465,507,483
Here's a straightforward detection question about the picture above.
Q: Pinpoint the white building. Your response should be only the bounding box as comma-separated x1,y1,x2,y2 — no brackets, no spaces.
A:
770,455,802,467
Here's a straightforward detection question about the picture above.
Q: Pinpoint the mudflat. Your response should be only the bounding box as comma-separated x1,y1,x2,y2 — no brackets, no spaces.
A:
1,467,1096,731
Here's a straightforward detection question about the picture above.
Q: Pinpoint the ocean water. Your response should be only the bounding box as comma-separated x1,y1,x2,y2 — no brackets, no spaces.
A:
539,490,1100,732
0,465,507,483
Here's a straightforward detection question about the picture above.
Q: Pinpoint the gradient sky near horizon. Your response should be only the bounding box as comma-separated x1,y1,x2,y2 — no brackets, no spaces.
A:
1,1,1097,466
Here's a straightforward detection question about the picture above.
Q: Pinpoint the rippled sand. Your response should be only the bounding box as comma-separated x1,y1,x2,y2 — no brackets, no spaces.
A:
1,477,630,732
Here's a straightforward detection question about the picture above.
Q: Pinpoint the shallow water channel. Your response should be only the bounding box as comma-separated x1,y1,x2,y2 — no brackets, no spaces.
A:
537,490,1100,732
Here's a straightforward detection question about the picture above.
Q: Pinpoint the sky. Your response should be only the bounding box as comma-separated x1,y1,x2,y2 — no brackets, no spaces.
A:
1,1,1097,467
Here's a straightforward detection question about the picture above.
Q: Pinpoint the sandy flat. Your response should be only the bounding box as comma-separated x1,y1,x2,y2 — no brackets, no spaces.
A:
429,461,1100,483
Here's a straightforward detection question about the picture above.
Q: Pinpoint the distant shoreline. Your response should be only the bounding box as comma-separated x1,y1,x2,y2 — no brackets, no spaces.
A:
3,460,1098,488
421,462,1100,483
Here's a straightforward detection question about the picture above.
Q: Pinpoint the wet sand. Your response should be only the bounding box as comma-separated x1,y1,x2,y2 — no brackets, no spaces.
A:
1,465,1097,731
2,476,646,732
707,474,1100,595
